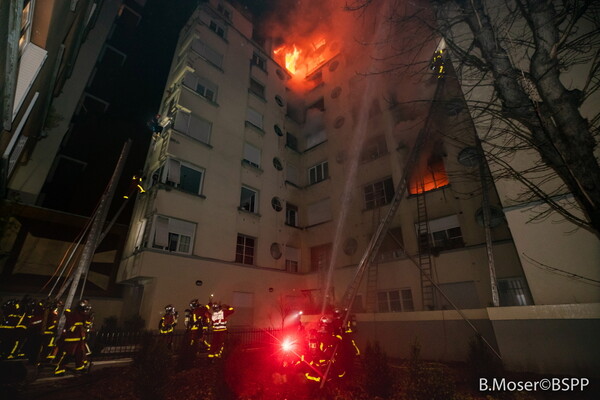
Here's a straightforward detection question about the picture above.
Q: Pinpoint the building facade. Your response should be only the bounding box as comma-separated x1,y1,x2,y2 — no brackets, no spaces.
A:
119,0,530,331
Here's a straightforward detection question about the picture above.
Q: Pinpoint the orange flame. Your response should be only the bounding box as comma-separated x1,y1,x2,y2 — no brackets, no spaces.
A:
273,37,332,81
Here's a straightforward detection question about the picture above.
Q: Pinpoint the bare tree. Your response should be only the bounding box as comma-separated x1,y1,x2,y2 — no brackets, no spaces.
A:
347,0,600,238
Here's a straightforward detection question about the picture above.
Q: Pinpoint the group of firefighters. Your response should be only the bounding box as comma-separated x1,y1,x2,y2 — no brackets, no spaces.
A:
0,297,94,376
158,298,235,359
279,308,361,384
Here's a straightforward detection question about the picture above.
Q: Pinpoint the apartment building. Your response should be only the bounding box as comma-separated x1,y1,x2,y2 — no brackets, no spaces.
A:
118,0,530,331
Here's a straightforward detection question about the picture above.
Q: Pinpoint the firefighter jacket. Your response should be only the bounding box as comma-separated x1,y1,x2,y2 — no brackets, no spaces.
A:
0,302,27,330
210,305,234,332
27,301,46,332
159,313,177,334
61,309,91,343
189,305,210,331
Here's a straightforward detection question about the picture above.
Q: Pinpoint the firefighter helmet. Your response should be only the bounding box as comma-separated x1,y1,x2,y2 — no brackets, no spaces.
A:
211,303,222,312
78,299,92,313
189,299,200,309
165,304,175,314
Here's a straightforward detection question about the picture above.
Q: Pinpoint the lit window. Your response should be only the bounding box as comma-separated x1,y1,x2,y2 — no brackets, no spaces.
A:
377,289,413,312
236,234,255,265
249,78,265,99
308,161,328,185
408,153,448,194
251,52,267,71
151,216,195,255
240,186,258,213
364,177,394,210
310,243,332,272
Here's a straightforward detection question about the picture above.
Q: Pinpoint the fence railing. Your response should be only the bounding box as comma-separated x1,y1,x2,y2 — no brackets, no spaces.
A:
89,328,283,360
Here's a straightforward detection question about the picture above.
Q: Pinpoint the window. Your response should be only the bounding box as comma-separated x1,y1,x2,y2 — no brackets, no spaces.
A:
246,108,263,129
240,186,258,213
152,216,196,254
249,78,265,99
251,52,266,71
285,246,300,273
209,19,226,38
173,111,211,144
243,143,261,168
498,277,532,306
183,72,217,102
286,203,298,226
19,0,35,55
417,215,464,252
377,227,404,262
308,161,328,185
408,153,449,194
286,132,298,151
310,243,332,272
217,3,232,19
364,177,394,209
377,289,414,312
286,163,299,185
191,39,223,68
360,135,388,162
165,159,204,195
236,234,255,265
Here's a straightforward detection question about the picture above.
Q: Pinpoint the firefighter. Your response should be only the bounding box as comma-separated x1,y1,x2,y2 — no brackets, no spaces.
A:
208,302,234,359
54,299,93,376
0,298,28,360
187,299,210,353
158,304,178,350
331,308,360,379
39,300,61,364
24,298,46,363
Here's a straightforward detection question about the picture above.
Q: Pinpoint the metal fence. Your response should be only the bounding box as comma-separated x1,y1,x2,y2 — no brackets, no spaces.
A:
89,328,283,360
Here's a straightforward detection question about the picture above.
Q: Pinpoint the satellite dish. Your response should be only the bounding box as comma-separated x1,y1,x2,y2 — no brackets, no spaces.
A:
457,147,480,167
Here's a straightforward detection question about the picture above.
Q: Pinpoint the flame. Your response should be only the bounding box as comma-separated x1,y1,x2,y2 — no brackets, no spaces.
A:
273,37,333,83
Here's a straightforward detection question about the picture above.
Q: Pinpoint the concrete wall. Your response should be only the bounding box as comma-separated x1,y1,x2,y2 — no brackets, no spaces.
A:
354,304,600,377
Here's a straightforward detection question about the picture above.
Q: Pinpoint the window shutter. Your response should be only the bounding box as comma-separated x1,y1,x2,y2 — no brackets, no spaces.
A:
307,198,331,225
169,217,196,237
174,111,190,133
167,158,181,184
285,246,299,262
154,216,169,247
188,114,211,143
246,108,263,129
243,143,261,166
182,71,198,89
